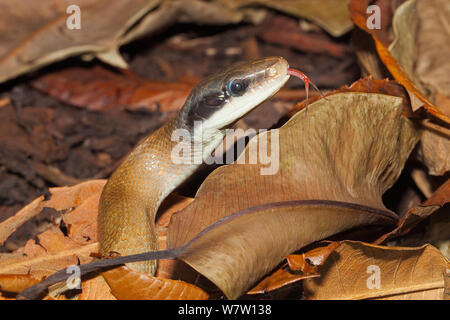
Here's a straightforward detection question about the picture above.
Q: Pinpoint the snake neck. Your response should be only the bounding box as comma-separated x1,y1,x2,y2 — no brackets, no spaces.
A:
98,117,207,274
97,56,290,276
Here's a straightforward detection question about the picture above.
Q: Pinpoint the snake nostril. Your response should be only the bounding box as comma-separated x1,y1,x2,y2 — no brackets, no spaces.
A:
267,67,277,77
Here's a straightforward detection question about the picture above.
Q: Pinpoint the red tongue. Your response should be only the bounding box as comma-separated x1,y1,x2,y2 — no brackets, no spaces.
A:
287,68,323,105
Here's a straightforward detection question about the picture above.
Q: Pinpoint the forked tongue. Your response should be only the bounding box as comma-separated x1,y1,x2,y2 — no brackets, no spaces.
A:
287,68,324,105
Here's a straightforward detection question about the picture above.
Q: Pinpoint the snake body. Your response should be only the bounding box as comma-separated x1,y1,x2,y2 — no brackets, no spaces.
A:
98,57,290,274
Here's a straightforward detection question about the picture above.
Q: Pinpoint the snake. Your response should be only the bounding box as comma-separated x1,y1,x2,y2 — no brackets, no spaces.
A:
98,56,296,275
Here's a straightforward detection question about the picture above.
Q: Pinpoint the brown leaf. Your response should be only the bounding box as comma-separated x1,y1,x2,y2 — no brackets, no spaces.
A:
258,15,349,58
0,241,98,285
0,0,160,83
0,274,42,293
303,241,450,300
248,242,340,294
0,179,197,299
286,77,414,119
349,0,394,46
0,180,104,294
77,276,116,300
118,0,265,45
351,28,389,80
102,266,208,300
0,196,45,247
417,122,450,175
0,180,106,248
375,178,450,244
351,0,450,176
388,0,450,175
167,90,420,298
286,242,341,272
414,0,450,109
180,202,397,299
31,66,196,112
247,267,318,295
226,0,353,37
350,0,450,125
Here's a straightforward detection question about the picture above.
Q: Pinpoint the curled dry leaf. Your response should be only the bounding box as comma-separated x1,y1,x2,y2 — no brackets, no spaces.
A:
0,274,41,294
247,266,319,295
351,28,389,80
350,0,449,122
286,242,341,272
166,90,420,299
248,242,340,294
375,178,450,244
0,0,160,83
118,0,265,45
0,0,263,84
178,202,397,300
223,0,353,37
388,0,450,175
0,196,45,247
102,266,208,300
285,77,414,119
350,0,450,175
303,241,450,300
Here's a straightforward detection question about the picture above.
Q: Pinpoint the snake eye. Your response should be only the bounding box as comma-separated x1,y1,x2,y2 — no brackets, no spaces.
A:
227,79,247,96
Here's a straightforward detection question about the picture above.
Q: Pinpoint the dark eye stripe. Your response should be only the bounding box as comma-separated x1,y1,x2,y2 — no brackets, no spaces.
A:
202,96,224,107
194,94,225,119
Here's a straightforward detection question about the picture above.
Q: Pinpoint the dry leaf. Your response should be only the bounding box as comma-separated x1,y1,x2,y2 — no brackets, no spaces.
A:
0,274,42,293
414,0,450,108
350,0,450,124
31,66,196,112
0,0,263,84
102,266,208,300
166,90,420,299
224,0,353,37
258,15,350,58
388,0,450,175
303,241,450,300
285,77,414,119
247,267,318,295
0,180,196,299
77,276,116,300
286,242,341,272
375,178,450,244
0,196,45,247
0,0,160,83
350,0,450,175
248,242,340,294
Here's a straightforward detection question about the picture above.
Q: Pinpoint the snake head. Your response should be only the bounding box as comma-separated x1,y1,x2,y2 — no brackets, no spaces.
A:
180,56,290,132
